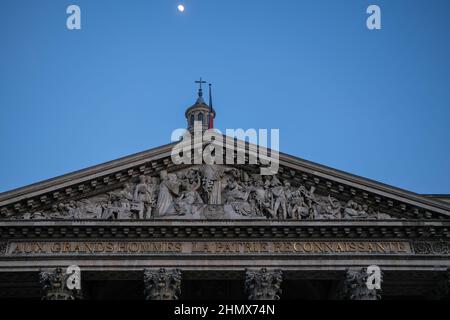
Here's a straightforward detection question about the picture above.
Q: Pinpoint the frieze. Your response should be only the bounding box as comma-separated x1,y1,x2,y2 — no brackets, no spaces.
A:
6,165,398,221
412,241,450,255
3,240,412,256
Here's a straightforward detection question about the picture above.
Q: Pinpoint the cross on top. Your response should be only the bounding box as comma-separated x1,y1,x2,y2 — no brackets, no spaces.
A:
195,77,207,91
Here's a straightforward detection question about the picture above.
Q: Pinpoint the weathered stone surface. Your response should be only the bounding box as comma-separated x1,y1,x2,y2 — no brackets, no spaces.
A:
12,165,396,221
40,267,82,300
0,85,449,301
143,268,181,300
245,268,283,300
412,241,450,255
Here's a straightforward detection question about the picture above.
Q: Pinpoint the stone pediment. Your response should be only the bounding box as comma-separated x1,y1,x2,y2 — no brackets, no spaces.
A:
1,139,449,221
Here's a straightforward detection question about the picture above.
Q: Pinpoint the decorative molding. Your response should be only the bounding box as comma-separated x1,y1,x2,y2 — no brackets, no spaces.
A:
412,241,450,255
245,268,283,300
143,268,181,300
1,223,450,240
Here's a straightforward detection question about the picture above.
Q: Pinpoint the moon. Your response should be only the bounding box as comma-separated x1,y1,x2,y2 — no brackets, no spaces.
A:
177,4,185,12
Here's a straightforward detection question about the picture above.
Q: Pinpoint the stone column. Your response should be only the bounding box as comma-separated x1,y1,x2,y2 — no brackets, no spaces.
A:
143,268,182,300
340,267,382,300
245,268,283,300
39,267,82,300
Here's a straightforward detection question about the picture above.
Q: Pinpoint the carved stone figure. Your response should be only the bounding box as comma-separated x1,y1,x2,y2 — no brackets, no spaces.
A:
40,268,82,300
223,175,253,216
132,176,158,219
245,268,283,300
156,170,181,216
79,199,104,219
143,268,182,300
200,165,224,205
298,185,317,209
199,165,237,205
103,183,133,219
247,176,271,217
312,195,342,219
290,194,311,219
224,177,249,203
177,173,203,216
12,165,394,221
343,200,369,219
58,201,80,219
23,211,47,220
267,177,288,219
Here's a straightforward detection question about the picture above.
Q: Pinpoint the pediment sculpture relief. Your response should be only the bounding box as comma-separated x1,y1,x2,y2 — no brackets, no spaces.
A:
15,165,393,221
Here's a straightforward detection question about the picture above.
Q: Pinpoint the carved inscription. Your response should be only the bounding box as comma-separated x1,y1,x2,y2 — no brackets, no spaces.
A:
4,240,412,256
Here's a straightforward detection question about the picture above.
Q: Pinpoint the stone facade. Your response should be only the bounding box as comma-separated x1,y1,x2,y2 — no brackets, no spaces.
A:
8,166,399,222
0,88,450,300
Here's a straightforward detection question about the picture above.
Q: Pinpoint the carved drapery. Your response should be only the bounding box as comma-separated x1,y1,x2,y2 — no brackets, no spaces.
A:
39,267,82,300
340,268,382,300
245,268,283,300
14,165,395,221
143,268,182,300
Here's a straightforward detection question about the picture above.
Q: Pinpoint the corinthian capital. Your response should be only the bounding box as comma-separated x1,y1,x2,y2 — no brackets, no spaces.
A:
245,268,283,300
39,267,82,300
341,267,382,300
143,268,182,300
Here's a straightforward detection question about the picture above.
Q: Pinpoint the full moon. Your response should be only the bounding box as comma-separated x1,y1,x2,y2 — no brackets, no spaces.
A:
177,4,185,12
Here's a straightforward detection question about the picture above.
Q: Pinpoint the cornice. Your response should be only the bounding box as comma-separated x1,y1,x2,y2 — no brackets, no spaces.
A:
1,220,449,240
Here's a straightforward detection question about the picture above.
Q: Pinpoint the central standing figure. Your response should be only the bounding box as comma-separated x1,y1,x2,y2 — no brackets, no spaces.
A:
200,165,235,205
156,170,181,216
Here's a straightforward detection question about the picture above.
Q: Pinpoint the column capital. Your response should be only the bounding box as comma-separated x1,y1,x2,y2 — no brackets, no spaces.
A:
245,268,283,300
340,267,382,300
39,267,82,300
143,268,182,300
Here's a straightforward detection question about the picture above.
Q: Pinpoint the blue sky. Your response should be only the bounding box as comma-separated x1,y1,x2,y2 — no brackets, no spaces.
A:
0,0,449,194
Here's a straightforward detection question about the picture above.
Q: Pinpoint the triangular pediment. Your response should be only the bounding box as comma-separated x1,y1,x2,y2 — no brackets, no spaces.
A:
1,138,449,221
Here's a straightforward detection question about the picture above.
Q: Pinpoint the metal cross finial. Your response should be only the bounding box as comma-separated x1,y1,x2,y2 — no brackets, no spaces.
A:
195,77,207,91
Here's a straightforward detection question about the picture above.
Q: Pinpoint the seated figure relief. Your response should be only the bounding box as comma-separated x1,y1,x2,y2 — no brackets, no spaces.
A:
177,170,203,216
16,165,395,221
